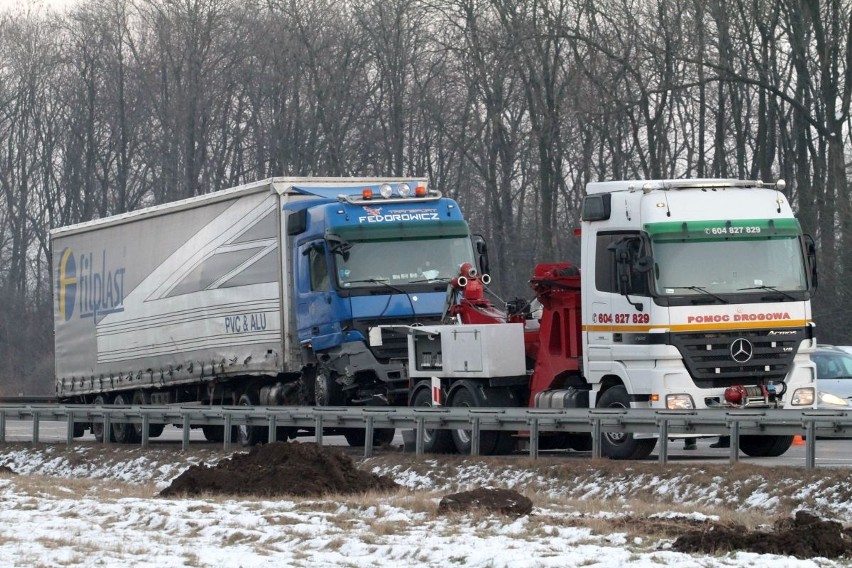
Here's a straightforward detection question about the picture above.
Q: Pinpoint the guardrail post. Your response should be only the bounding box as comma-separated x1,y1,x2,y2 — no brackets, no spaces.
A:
470,417,481,456
529,418,539,460
268,414,277,444
729,422,740,464
0,410,5,443
415,417,425,457
182,414,190,451
315,415,323,446
66,413,75,446
805,421,816,470
32,413,40,444
224,413,233,450
591,418,602,459
103,411,111,446
658,419,669,465
141,413,150,449
364,416,375,458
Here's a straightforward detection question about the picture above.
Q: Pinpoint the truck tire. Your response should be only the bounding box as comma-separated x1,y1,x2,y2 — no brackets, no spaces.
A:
410,387,454,453
112,393,139,444
131,389,165,440
315,369,344,406
237,393,264,446
448,381,515,455
343,428,396,447
92,394,112,443
596,385,656,460
739,435,793,457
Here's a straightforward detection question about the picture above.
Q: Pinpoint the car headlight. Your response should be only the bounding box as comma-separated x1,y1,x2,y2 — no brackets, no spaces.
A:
817,392,850,407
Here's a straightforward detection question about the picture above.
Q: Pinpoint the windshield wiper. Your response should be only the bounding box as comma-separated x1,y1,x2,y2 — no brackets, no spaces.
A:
407,277,450,284
736,285,797,301
666,285,729,304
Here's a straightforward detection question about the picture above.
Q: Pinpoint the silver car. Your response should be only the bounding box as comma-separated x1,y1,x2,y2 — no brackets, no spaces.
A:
813,346,852,408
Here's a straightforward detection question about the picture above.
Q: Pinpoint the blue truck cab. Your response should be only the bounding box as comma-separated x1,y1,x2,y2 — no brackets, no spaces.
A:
285,180,476,407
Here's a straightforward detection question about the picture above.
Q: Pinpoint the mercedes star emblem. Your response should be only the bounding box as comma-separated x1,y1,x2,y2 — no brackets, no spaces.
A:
730,338,753,363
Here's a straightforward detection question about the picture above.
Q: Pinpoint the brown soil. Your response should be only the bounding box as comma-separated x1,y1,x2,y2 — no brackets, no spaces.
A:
438,487,533,517
0,465,15,475
160,441,399,498
673,510,852,559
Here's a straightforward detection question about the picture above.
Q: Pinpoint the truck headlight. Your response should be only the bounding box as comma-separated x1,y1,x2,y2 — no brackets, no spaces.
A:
791,387,815,406
666,394,695,409
379,183,393,198
398,183,411,197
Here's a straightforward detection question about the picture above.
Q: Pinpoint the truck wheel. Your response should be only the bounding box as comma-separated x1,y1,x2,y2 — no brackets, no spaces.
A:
131,390,165,440
343,428,396,447
112,393,139,444
596,385,656,460
410,387,454,453
237,393,263,446
202,425,225,443
315,369,344,406
92,394,112,443
739,435,793,457
448,381,513,455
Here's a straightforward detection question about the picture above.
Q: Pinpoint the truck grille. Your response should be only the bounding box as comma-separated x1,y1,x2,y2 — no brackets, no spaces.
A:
669,327,809,388
353,317,442,361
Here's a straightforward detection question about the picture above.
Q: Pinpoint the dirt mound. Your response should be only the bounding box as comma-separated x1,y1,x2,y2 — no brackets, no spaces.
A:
0,465,15,475
160,442,399,498
438,487,533,517
673,510,852,559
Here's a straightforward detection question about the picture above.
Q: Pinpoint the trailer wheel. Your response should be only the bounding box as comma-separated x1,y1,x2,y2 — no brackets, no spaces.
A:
112,393,139,444
409,387,454,453
237,393,263,446
131,390,164,440
596,385,656,460
448,381,515,455
739,435,793,457
92,394,112,443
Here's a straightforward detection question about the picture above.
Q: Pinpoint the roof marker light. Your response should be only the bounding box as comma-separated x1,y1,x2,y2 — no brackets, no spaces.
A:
415,185,427,197
362,188,374,200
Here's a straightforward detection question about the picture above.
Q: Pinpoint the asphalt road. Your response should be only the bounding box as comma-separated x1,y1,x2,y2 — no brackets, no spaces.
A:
2,419,850,468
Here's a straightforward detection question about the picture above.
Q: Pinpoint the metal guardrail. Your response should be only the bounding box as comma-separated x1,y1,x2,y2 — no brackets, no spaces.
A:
0,404,850,468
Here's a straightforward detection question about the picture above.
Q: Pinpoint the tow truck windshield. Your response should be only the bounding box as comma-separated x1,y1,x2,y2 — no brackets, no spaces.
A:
652,236,807,298
335,237,475,288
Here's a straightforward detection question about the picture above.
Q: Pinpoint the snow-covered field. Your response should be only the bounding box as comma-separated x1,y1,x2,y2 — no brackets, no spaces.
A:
0,444,850,567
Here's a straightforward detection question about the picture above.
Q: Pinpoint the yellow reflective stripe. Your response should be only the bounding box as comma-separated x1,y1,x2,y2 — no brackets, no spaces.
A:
583,320,811,333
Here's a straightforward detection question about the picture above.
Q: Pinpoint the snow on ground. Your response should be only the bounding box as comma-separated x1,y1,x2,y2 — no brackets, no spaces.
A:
0,445,850,567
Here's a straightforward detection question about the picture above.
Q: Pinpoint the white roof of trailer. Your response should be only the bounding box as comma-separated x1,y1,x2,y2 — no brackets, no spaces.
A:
50,177,427,238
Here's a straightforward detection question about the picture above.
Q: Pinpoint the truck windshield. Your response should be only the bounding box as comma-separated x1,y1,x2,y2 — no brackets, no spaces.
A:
652,237,807,296
335,237,475,288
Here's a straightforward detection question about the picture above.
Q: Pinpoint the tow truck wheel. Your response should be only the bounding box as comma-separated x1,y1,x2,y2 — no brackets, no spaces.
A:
410,387,454,453
739,435,794,457
237,392,263,446
112,393,139,444
448,381,514,455
92,394,112,443
596,385,656,460
344,428,396,447
131,390,164,440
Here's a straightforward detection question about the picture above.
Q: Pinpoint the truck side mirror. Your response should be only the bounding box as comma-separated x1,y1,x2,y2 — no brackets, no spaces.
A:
608,237,646,312
804,234,818,291
472,235,490,276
